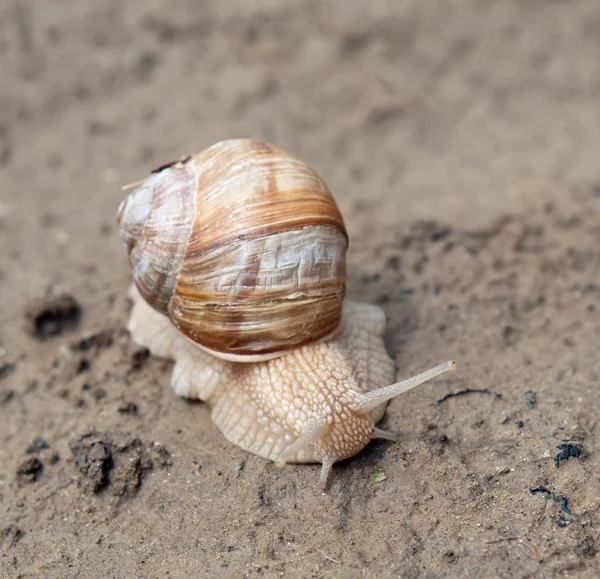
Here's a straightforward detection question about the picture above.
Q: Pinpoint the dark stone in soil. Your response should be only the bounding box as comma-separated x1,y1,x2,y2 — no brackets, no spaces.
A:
118,402,139,415
26,293,82,340
16,456,43,483
0,362,15,380
554,442,584,468
524,390,537,409
69,430,171,496
25,436,49,454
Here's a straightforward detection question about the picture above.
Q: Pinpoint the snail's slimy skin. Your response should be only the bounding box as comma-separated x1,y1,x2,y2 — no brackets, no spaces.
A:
127,285,455,488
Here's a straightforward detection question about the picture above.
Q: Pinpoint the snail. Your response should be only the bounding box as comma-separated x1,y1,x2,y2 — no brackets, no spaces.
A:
117,138,455,489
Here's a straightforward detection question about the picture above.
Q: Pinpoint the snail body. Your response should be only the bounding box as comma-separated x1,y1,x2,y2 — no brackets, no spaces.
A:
118,139,455,488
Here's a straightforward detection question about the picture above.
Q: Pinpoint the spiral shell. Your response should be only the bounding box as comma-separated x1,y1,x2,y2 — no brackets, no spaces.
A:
117,139,348,361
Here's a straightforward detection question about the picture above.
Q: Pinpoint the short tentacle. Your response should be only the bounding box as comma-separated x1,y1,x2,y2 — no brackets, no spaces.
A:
318,455,335,490
371,427,398,441
275,419,331,468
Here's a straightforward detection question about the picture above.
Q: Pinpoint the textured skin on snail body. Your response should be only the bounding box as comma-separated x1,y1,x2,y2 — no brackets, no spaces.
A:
118,139,456,488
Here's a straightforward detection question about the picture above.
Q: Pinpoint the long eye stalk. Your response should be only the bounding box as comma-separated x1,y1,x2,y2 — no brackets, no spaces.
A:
354,361,457,413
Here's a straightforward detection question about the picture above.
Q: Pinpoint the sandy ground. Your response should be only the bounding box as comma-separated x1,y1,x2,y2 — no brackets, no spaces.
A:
1,1,600,577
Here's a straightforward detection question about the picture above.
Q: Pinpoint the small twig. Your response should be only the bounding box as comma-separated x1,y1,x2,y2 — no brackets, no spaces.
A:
121,178,146,192
321,552,340,564
122,155,192,191
436,387,502,404
486,536,520,544
150,155,191,174
522,541,541,561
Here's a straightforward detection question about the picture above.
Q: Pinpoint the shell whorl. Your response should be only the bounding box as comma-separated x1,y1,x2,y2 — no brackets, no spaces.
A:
117,158,196,313
117,139,348,361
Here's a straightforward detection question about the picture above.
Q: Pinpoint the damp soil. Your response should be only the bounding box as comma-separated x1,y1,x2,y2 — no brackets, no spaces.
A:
1,1,600,577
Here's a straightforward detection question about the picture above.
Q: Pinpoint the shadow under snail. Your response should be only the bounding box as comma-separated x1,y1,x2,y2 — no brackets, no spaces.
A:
116,138,455,489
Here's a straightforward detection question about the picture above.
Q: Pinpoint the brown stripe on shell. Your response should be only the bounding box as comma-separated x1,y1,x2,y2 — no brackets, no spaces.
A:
167,139,348,357
185,139,347,258
169,224,347,357
173,226,346,303
170,293,345,357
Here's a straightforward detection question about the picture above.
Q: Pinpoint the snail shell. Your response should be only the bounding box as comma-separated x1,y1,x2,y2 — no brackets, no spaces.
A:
117,139,347,361
118,139,456,488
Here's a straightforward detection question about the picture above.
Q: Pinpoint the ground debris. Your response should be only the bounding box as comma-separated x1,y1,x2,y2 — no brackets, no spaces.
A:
26,293,82,340
530,486,572,515
25,436,49,454
69,430,171,496
129,347,150,371
150,154,191,174
554,442,585,468
72,328,114,353
0,525,23,549
117,401,139,415
530,485,578,528
16,456,43,483
524,390,537,409
436,388,502,404
575,536,597,558
0,362,15,381
373,466,388,484
0,390,15,405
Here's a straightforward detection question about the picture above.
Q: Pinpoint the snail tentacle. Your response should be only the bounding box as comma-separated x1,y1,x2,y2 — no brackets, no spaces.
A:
353,361,457,413
318,456,335,490
274,419,331,468
371,427,398,441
